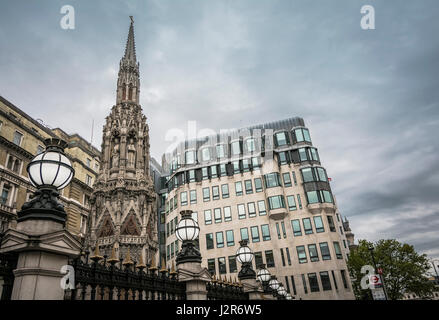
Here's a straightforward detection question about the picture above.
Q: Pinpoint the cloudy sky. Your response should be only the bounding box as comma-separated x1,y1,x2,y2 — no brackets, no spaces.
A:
1,0,438,262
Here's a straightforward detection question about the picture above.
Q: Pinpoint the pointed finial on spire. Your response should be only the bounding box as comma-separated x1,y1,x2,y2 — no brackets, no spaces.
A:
136,252,146,269
90,245,103,262
122,248,134,266
107,244,119,265
123,16,137,62
130,15,134,24
149,254,157,271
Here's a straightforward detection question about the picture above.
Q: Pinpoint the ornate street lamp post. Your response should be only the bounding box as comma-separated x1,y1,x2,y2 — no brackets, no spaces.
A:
175,210,201,264
18,138,74,226
236,240,256,280
277,284,287,300
256,264,271,292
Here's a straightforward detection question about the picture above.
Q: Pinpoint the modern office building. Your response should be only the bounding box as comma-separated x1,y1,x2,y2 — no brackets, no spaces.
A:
162,117,355,299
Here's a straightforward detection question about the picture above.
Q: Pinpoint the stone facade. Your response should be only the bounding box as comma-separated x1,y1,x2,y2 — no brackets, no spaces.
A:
87,19,158,263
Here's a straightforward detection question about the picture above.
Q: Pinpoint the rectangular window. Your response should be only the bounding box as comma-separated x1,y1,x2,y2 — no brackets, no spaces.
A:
219,164,227,176
203,187,210,202
254,252,263,269
218,257,226,274
188,170,196,182
254,178,263,192
231,141,241,156
235,181,243,196
224,206,232,222
308,244,319,262
244,179,253,194
247,202,256,218
301,168,314,182
257,200,267,215
13,131,23,146
306,191,319,204
171,242,174,257
214,208,222,223
208,259,216,276
265,250,275,268
281,221,286,238
313,216,325,233
166,245,170,260
228,256,237,273
308,273,320,292
297,246,307,264
226,230,234,246
276,223,281,239
204,210,212,225
190,190,197,204
291,219,302,236
339,226,344,235
285,247,292,266
319,242,331,260
302,218,313,234
334,242,343,259
327,215,336,232
302,274,308,294
331,270,338,290
280,248,286,267
278,152,287,165
298,148,308,161
202,167,209,180
268,195,285,210
237,204,246,219
86,174,92,186
180,192,188,206
282,172,292,187
206,233,214,250
216,232,224,248
297,194,302,209
212,186,220,200
275,132,288,146
310,148,319,161
233,160,240,173
211,165,218,178
291,276,297,295
261,224,271,241
251,226,260,243
264,172,281,188
320,272,332,291
287,195,297,211
221,184,229,198
251,157,260,169
185,150,196,165
292,171,297,185
216,145,226,159
242,158,250,172
240,228,249,241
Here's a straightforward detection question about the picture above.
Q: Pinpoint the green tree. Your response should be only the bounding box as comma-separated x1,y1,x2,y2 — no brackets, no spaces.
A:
347,239,435,300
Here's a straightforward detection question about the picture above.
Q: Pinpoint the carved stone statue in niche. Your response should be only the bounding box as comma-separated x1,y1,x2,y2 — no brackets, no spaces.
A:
127,137,136,168
111,137,120,168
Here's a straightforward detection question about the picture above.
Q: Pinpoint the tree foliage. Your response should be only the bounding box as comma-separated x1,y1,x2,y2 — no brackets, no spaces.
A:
347,239,435,300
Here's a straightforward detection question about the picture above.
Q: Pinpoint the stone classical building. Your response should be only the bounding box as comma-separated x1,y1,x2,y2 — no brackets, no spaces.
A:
162,118,355,299
0,96,100,238
87,18,158,263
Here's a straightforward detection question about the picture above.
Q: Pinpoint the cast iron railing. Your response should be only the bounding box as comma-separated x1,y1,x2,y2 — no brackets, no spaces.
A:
206,279,249,300
66,255,186,300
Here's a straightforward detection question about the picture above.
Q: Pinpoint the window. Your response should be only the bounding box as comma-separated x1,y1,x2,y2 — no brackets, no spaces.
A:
1,185,10,205
13,131,23,146
331,271,338,290
188,170,195,182
298,148,308,161
242,158,250,172
278,152,288,165
341,270,349,289
339,226,344,235
291,276,297,295
302,274,308,294
218,257,226,274
265,250,275,268
203,187,210,202
214,208,222,223
206,233,214,249
301,168,314,182
282,172,292,187
221,184,229,198
228,256,237,273
294,128,311,143
201,148,211,162
233,161,240,173
308,273,320,292
216,145,226,159
308,244,319,262
171,242,174,257
313,216,325,233
208,259,216,275
235,181,243,196
250,226,260,243
261,224,271,241
287,195,297,211
254,252,263,269
204,210,212,225
202,167,209,180
219,164,227,176
251,157,261,169
226,230,234,246
237,204,246,219
190,190,197,204
302,218,313,234
285,247,292,266
212,186,220,200
240,228,249,241
211,165,218,178
216,232,224,248
327,215,336,232
281,221,286,238
275,132,288,146
297,194,302,209
310,148,319,161
296,246,307,264
254,178,263,192
268,195,285,210
224,206,232,222
306,191,319,204
292,172,297,185
322,190,333,203
264,173,281,188
319,242,331,260
317,167,327,182
86,175,93,186
334,242,343,259
280,249,286,266
180,192,188,206
231,141,241,156
86,158,91,167
244,180,253,194
245,138,256,153
291,220,302,236
247,202,256,218
276,223,281,239
257,200,267,216
185,150,196,164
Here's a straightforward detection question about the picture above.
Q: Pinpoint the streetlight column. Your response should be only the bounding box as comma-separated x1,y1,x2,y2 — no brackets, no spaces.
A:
369,245,389,300
236,240,263,300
